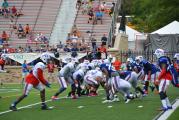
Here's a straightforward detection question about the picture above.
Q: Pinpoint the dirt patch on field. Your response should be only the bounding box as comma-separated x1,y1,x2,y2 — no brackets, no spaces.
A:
0,66,59,83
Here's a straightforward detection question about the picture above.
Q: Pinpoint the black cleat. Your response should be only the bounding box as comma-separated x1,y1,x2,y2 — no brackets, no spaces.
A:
41,104,52,110
9,106,17,111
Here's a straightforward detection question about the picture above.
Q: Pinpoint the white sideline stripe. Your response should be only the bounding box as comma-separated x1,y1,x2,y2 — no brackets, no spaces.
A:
157,99,179,120
0,89,104,115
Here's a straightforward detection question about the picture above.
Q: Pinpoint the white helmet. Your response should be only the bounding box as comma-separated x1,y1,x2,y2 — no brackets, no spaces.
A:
174,53,179,60
71,58,79,63
96,71,103,78
103,59,110,64
83,60,90,65
40,53,51,63
154,49,165,58
127,58,133,63
1,53,7,60
135,56,143,62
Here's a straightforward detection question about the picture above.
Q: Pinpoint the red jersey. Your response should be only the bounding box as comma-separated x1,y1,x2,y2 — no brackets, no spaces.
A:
25,62,47,86
113,60,121,71
158,68,172,81
47,63,55,73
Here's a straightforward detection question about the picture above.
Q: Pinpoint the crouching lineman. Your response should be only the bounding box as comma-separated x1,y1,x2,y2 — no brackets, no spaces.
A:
84,69,103,96
106,76,133,103
51,58,79,100
9,53,51,111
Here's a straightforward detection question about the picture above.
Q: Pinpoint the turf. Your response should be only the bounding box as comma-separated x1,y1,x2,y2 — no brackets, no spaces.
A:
0,83,179,120
168,107,179,120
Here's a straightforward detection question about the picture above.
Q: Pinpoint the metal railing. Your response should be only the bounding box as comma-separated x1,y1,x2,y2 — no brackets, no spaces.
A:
107,0,122,46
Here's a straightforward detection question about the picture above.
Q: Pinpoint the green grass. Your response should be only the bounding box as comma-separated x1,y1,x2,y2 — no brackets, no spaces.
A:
168,107,179,120
0,84,179,120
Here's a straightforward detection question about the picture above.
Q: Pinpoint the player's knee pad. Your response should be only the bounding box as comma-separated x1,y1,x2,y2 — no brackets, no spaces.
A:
159,91,167,100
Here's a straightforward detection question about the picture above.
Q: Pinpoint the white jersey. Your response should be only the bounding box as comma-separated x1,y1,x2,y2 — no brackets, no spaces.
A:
84,70,103,85
76,63,88,71
32,62,46,79
73,69,85,80
59,62,75,77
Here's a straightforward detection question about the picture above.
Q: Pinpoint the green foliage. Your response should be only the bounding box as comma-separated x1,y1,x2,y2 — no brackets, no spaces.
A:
127,0,179,32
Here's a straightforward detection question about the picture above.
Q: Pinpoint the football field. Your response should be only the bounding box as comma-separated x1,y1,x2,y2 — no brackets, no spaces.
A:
0,84,179,120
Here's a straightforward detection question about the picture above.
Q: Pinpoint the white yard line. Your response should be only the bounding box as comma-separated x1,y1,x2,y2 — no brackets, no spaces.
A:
0,89,104,115
154,98,179,120
0,97,65,115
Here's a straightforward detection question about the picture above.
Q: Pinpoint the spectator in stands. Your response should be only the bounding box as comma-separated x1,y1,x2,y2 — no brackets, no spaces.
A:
17,24,24,38
1,31,9,43
91,37,96,50
63,45,71,52
101,34,107,46
2,0,9,9
94,10,103,24
100,2,106,11
25,46,33,53
87,8,94,24
76,0,82,8
57,41,63,49
0,37,3,45
71,33,78,46
24,24,30,36
0,8,3,15
11,6,17,17
15,9,23,17
98,44,107,59
109,3,115,17
66,33,72,44
81,2,88,14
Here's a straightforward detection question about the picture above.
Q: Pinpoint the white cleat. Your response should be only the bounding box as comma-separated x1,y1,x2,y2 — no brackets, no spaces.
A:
112,98,120,102
125,99,131,104
102,100,113,103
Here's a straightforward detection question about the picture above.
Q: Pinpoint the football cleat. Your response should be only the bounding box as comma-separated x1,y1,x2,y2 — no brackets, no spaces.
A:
102,100,113,103
125,99,131,104
9,105,17,111
167,106,172,109
157,107,168,112
71,95,77,99
41,104,52,110
111,98,119,102
51,96,59,101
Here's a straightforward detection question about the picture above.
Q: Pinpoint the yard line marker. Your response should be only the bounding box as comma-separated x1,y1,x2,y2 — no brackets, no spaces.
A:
153,98,179,120
77,106,84,109
0,89,104,115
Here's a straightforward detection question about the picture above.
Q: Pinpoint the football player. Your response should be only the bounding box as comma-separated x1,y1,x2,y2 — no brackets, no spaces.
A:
154,49,173,111
9,53,51,111
51,58,79,100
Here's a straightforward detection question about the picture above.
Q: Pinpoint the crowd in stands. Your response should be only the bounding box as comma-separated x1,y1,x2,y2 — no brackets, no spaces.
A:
0,0,114,57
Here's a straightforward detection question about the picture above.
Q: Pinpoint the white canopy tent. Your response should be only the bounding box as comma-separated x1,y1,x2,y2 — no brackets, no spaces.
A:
152,21,179,34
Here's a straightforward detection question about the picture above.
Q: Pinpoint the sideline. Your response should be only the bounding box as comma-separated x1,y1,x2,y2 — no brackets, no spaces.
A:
153,98,179,120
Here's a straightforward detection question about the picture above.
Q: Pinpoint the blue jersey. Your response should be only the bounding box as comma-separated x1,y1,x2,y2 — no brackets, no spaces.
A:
100,63,116,77
126,62,134,71
119,71,131,79
22,63,29,73
140,60,158,75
